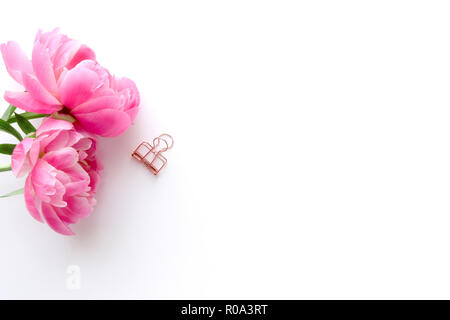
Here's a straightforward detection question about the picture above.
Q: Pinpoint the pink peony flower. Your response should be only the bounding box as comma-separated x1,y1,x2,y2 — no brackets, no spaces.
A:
1,28,95,89
1,28,139,137
11,118,102,235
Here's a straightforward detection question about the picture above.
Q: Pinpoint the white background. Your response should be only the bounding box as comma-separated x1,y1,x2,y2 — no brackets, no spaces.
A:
0,0,449,299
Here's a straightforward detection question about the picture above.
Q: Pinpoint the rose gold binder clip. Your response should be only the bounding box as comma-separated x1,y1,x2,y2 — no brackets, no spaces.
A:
132,134,174,175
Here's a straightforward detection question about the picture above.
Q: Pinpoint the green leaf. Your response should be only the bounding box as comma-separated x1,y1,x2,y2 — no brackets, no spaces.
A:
0,187,24,198
0,163,11,172
8,112,48,124
0,119,22,141
0,144,16,155
1,105,16,121
14,112,36,135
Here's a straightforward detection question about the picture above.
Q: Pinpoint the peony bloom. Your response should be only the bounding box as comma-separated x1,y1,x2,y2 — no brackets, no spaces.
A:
11,118,102,235
1,28,139,137
1,28,96,91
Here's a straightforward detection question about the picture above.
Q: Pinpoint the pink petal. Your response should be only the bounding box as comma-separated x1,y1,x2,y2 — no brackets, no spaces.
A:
72,137,92,151
22,73,61,106
52,39,79,72
66,44,96,70
24,175,43,223
41,130,69,152
53,169,89,197
32,42,58,93
11,138,33,178
64,179,90,197
113,77,140,122
66,196,93,218
4,91,61,114
36,131,59,151
42,130,82,152
0,41,32,85
43,147,78,170
30,160,58,203
49,179,67,207
61,164,91,197
89,171,101,193
33,29,43,44
74,108,132,137
36,118,74,136
71,95,120,114
58,60,107,108
56,68,68,88
55,207,78,224
41,202,74,235
126,106,139,123
113,77,140,102
11,138,39,178
64,163,90,185
34,28,60,50
29,139,40,167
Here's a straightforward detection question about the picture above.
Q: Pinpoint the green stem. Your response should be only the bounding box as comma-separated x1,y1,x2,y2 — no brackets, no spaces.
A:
0,163,11,172
51,112,76,123
0,187,24,198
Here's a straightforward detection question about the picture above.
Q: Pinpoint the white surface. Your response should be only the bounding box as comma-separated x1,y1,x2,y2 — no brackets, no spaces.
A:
0,0,450,299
